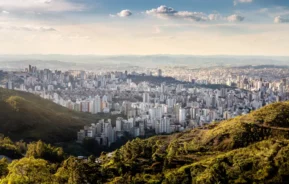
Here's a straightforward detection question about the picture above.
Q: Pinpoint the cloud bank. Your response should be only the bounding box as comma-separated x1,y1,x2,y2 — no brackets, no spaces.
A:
146,6,245,23
146,5,207,21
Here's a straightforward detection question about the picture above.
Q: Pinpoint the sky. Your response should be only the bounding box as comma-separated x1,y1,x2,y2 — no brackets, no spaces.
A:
0,0,289,56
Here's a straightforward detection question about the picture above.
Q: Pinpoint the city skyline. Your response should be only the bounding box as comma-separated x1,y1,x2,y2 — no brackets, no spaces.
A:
0,0,289,56
3,63,289,147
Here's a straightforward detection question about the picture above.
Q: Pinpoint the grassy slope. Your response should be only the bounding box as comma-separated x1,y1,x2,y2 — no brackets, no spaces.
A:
0,88,96,143
102,101,289,183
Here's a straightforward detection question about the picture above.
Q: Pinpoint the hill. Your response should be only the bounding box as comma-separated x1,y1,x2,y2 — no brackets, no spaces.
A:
2,95,289,183
0,88,96,143
99,101,289,183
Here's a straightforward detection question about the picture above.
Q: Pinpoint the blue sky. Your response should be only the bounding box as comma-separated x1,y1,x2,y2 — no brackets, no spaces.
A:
68,0,289,16
0,0,289,55
72,0,289,12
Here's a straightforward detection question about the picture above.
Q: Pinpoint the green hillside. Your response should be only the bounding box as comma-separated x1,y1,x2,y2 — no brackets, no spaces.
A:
100,101,289,183
2,96,289,183
0,88,96,143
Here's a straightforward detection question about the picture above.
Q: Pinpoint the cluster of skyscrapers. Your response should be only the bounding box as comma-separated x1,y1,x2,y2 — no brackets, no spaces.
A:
2,64,289,147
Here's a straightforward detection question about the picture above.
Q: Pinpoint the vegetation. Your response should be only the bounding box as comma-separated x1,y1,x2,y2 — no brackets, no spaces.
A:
0,159,8,179
98,101,289,183
251,102,289,127
2,94,289,183
26,140,65,163
0,88,98,143
2,157,53,184
0,88,144,157
0,136,24,159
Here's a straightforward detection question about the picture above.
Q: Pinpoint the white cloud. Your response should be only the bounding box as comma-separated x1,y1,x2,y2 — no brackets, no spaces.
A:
1,11,10,14
234,0,253,6
117,10,132,17
146,5,177,18
0,0,85,12
146,6,245,23
274,16,289,23
208,14,222,21
146,5,207,21
227,14,245,22
0,25,56,32
175,11,207,21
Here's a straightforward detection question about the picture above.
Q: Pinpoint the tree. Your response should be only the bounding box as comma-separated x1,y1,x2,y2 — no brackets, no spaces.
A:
1,157,53,184
56,156,103,184
0,158,8,178
15,140,27,155
26,140,65,163
0,137,22,159
55,157,82,184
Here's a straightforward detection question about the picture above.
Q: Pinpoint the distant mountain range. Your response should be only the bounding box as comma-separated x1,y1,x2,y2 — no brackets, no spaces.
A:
0,55,289,70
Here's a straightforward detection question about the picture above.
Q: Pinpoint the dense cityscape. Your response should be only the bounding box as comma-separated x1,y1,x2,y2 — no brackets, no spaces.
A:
1,64,288,147
2,0,289,182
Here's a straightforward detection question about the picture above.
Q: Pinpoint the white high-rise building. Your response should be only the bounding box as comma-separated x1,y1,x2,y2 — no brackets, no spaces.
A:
89,99,95,114
104,122,114,146
159,117,171,134
116,118,123,131
7,81,13,90
257,81,263,90
94,95,102,113
149,108,156,119
160,83,166,93
155,107,163,120
161,104,168,114
102,95,108,103
80,101,89,112
128,118,134,129
190,107,198,120
143,92,150,103
20,84,26,91
167,98,175,108
179,108,186,124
